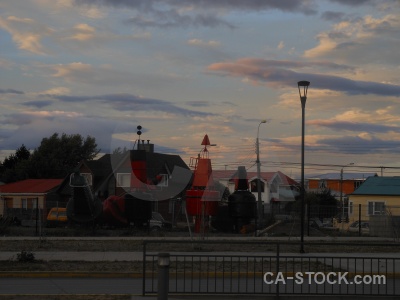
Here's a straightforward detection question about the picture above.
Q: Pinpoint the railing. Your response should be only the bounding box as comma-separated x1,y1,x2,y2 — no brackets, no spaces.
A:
142,240,400,297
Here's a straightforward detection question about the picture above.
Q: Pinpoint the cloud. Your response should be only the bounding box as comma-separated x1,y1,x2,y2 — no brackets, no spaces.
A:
0,15,149,55
321,11,349,22
328,0,374,6
0,16,53,55
74,0,317,29
207,58,400,97
185,101,211,107
22,100,53,108
187,39,220,48
44,62,136,86
52,93,218,117
308,119,400,133
0,111,131,153
125,12,235,29
304,13,400,65
315,135,400,155
0,88,24,94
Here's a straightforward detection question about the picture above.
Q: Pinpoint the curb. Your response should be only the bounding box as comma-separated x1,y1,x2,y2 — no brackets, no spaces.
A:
0,271,143,278
2,271,400,279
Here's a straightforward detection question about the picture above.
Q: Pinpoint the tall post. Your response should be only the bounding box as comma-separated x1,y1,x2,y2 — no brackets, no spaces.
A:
158,253,170,300
298,81,310,254
256,120,267,226
340,167,344,227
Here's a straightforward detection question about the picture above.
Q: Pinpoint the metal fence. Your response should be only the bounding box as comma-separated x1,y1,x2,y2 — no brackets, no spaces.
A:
274,204,400,239
142,240,400,297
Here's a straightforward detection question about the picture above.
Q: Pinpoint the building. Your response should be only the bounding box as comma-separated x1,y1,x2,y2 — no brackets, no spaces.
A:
0,179,63,221
307,172,377,200
212,170,299,213
348,176,400,236
56,143,192,220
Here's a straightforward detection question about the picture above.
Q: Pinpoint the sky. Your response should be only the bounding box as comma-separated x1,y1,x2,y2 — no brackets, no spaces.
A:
1,0,400,179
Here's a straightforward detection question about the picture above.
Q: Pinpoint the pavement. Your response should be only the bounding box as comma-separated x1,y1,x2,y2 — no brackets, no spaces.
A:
1,236,400,299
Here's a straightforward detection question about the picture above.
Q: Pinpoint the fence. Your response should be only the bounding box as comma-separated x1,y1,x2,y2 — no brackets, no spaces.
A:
142,240,400,297
277,204,400,239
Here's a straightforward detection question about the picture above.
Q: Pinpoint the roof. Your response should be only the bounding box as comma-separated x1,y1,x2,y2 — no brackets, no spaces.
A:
85,154,112,178
351,176,400,196
308,172,377,180
0,179,63,194
212,170,299,186
57,150,190,196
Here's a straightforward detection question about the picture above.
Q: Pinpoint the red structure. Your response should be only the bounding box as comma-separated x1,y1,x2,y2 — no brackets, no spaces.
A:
185,135,220,233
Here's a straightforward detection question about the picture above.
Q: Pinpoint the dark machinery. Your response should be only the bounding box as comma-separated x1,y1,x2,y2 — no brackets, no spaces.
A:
228,166,256,233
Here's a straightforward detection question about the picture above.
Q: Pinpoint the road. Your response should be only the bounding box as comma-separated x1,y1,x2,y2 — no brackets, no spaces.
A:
0,278,142,295
0,277,398,296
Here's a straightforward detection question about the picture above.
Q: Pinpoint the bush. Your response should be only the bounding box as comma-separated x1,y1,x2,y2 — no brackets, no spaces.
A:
16,250,35,262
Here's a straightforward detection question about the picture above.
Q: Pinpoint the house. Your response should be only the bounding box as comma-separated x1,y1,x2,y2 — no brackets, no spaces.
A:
348,176,400,236
307,172,377,200
56,142,192,220
212,169,299,213
0,179,63,221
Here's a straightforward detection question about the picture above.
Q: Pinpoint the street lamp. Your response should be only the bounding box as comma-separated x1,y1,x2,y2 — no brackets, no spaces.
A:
298,80,310,253
340,163,354,227
256,119,267,225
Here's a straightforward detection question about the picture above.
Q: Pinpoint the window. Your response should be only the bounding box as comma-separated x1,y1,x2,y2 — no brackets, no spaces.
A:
117,173,131,187
21,198,28,209
354,180,363,190
349,201,353,215
319,180,327,189
5,198,13,208
368,201,385,215
81,173,93,186
250,180,264,193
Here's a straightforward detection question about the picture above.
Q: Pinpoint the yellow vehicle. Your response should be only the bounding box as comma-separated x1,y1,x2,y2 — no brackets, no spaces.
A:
46,207,68,227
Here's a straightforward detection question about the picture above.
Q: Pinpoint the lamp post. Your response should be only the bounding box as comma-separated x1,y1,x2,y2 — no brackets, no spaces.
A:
298,80,310,253
256,119,267,225
340,163,354,227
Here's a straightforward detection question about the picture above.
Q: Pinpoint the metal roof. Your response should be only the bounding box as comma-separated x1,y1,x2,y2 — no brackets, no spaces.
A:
351,176,400,196
0,179,62,194
308,172,377,180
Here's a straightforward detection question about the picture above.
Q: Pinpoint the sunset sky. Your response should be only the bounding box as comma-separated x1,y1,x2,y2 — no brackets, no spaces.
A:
1,0,400,178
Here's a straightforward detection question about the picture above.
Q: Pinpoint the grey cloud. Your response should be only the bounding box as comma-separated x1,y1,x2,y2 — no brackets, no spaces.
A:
185,101,210,107
76,0,318,13
308,120,400,133
125,11,235,29
75,0,317,29
1,113,35,126
321,11,348,22
0,89,24,94
328,0,374,6
53,93,217,117
207,58,400,97
266,135,400,156
22,100,53,108
316,135,400,155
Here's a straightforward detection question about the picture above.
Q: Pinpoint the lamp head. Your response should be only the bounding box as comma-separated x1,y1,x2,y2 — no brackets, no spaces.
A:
261,119,267,124
297,81,310,105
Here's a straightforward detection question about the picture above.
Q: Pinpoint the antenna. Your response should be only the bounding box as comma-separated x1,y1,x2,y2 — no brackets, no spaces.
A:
137,125,142,150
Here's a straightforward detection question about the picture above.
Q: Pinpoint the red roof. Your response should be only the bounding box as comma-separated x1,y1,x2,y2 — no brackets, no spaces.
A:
0,179,63,194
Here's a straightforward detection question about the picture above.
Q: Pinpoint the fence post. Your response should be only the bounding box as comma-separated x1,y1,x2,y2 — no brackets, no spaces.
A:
158,252,170,300
276,243,280,298
142,241,147,296
358,204,361,237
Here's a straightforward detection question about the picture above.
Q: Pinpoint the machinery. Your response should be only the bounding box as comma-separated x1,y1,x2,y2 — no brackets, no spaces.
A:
228,166,256,233
185,135,220,233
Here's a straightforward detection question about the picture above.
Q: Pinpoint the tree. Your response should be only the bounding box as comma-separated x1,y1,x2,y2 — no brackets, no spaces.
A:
28,133,100,179
0,145,31,183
